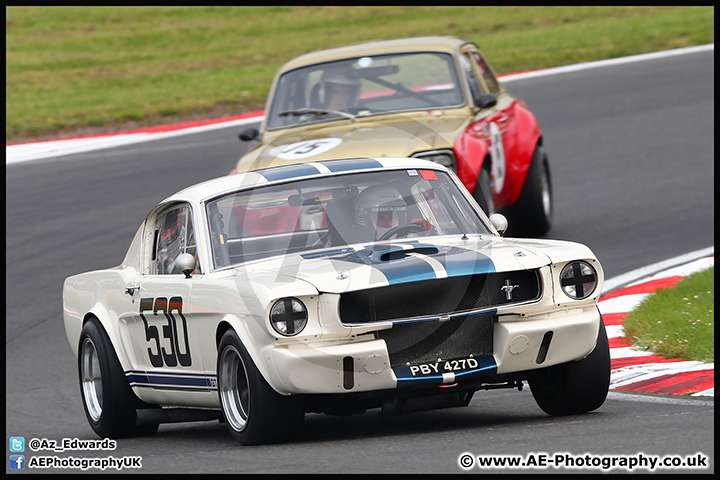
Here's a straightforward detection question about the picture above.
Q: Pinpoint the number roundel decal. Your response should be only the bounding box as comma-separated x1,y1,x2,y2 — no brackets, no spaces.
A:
489,122,506,194
269,138,342,160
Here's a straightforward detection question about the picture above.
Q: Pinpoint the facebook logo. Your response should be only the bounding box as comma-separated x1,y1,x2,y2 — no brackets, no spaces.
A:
10,436,25,452
9,454,25,470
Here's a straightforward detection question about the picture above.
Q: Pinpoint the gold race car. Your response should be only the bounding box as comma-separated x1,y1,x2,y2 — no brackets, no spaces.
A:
234,36,552,237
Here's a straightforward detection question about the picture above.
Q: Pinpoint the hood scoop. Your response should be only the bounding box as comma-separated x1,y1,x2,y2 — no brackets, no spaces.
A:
374,244,439,262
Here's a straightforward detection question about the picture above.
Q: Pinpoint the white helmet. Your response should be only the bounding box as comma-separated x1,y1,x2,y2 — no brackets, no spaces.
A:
318,69,361,109
354,185,407,239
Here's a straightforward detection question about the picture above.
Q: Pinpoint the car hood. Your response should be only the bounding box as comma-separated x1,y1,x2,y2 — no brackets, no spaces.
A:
239,236,596,294
237,113,469,171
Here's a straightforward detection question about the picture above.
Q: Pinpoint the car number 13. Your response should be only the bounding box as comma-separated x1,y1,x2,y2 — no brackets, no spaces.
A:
139,296,192,368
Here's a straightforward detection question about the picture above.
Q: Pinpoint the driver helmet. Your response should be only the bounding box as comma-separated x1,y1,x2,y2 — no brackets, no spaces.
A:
354,185,407,240
319,68,361,110
156,208,185,274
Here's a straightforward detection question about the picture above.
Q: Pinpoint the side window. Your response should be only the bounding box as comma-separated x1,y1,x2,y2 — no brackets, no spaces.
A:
152,205,201,275
470,52,500,95
460,53,485,104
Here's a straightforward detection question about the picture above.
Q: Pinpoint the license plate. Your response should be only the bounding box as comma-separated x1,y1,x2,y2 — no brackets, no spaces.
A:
408,357,480,377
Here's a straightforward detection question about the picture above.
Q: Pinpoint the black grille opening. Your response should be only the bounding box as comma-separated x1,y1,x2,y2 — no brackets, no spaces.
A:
340,270,541,325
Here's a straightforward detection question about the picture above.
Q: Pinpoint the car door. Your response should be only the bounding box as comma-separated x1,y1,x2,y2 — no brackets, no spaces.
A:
124,203,213,404
460,48,520,207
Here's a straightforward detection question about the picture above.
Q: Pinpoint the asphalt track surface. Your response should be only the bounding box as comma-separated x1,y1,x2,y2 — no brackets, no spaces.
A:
5,49,714,473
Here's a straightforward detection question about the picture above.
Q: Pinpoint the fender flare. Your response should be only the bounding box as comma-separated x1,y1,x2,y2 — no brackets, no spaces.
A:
215,315,291,396
81,304,136,383
505,103,543,205
453,131,490,194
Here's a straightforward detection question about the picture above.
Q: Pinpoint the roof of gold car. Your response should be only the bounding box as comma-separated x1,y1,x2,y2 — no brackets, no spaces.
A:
280,36,475,72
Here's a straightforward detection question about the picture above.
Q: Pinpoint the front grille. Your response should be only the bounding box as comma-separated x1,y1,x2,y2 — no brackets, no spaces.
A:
377,314,495,367
339,270,541,325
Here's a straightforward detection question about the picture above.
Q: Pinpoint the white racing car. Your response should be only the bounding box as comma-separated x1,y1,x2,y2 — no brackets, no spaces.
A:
63,157,610,445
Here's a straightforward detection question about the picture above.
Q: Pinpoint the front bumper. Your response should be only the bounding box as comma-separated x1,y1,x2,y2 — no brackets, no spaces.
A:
268,306,602,395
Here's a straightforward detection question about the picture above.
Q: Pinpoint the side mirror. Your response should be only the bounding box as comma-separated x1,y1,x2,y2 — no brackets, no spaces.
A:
238,127,259,142
476,93,497,110
489,213,508,235
176,253,197,278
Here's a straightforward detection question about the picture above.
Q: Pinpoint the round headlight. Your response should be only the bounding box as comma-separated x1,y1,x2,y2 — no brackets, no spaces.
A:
269,297,308,336
560,261,597,300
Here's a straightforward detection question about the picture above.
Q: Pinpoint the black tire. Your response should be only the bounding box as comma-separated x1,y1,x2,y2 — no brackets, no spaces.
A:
217,329,304,445
78,318,159,438
472,166,495,216
528,317,610,416
509,145,552,237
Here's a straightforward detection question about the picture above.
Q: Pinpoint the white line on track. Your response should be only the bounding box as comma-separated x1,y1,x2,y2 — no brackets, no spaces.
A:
499,43,714,83
598,294,650,315
611,362,715,388
600,252,714,397
6,116,261,165
6,44,713,165
609,347,656,359
602,247,714,293
606,390,714,406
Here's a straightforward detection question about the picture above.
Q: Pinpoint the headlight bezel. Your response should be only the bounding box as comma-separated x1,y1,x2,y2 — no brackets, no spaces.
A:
559,260,598,300
269,297,308,336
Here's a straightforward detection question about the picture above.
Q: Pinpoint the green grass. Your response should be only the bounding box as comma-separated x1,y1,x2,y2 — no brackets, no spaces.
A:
623,267,714,363
5,6,714,142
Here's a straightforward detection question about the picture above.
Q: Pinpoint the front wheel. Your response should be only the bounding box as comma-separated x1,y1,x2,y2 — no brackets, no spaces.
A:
78,318,159,438
217,329,304,445
528,317,610,416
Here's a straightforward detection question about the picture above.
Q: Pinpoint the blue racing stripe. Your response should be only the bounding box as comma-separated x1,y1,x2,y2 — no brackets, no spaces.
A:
126,371,217,392
260,163,321,182
432,246,496,277
376,255,437,284
321,158,383,172
334,245,437,285
130,384,214,392
333,243,495,286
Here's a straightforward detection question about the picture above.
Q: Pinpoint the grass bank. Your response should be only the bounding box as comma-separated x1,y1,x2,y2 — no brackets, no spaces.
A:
5,6,714,142
623,267,714,363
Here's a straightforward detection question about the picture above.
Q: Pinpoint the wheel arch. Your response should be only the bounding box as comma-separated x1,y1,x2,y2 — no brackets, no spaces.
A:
453,131,490,194
215,315,289,396
505,103,543,206
81,305,133,375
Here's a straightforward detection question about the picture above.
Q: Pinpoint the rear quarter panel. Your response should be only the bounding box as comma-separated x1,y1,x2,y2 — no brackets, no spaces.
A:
62,268,136,364
503,99,542,205
453,123,489,193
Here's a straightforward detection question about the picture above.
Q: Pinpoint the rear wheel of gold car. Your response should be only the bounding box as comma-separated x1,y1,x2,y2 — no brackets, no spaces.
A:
217,329,304,445
78,318,159,438
509,145,552,237
528,318,610,416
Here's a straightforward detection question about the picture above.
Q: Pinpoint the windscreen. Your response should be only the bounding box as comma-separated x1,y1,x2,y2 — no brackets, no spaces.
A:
267,52,464,129
205,169,491,269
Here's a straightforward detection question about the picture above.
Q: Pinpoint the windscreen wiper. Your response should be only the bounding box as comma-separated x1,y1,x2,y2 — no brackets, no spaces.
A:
278,107,356,121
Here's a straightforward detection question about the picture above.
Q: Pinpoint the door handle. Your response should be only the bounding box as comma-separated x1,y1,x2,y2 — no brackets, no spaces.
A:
125,285,141,296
